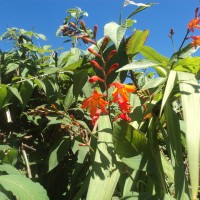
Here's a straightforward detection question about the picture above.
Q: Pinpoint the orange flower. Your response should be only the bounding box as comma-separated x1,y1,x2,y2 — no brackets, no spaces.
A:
187,7,200,32
81,90,109,119
189,36,200,48
117,98,131,113
113,113,131,122
109,82,136,103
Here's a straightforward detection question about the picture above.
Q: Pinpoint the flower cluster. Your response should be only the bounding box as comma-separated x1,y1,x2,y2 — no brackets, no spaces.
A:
187,7,200,48
80,27,136,124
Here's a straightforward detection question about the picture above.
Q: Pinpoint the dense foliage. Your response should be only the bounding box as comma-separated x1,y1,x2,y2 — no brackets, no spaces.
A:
0,2,199,200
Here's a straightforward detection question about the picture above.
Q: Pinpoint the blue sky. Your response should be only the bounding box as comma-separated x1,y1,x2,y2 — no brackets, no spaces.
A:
0,0,199,58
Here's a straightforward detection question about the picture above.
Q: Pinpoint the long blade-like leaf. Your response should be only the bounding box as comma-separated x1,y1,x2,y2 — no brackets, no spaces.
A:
177,71,200,200
86,115,120,200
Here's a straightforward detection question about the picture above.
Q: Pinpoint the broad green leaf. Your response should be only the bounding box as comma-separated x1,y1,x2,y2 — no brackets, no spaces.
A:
73,69,88,100
0,85,8,108
5,63,19,74
113,121,148,171
177,72,200,200
173,57,200,74
86,115,120,200
126,30,149,57
0,164,22,175
142,77,166,90
117,59,159,72
64,85,74,110
0,146,18,165
104,22,126,50
159,70,177,116
20,81,34,110
0,191,10,200
48,137,71,172
154,66,168,77
120,192,158,200
170,44,200,62
8,86,23,103
34,78,46,93
0,175,49,200
140,45,169,66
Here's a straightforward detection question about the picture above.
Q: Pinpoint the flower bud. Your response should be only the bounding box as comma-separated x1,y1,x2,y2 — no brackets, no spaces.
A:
88,48,101,58
90,60,104,71
106,63,119,76
93,25,98,39
100,36,109,51
80,20,87,32
82,37,96,45
88,76,105,83
105,50,117,62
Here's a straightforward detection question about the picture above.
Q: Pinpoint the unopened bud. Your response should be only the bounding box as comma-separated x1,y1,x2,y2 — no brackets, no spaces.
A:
69,22,78,29
105,50,117,62
106,63,119,76
100,36,109,51
90,60,104,71
93,25,98,39
82,37,96,45
88,48,101,58
80,20,87,32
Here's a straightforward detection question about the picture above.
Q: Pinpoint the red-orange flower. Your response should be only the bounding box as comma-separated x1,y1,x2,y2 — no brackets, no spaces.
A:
81,90,109,119
109,82,136,103
187,7,200,32
88,76,105,83
113,113,131,122
117,98,131,113
189,35,200,48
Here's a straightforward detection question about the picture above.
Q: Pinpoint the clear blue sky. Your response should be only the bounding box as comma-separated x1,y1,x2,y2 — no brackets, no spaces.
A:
0,0,199,57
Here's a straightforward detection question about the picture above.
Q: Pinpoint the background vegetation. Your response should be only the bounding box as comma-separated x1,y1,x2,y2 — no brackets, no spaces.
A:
0,3,199,200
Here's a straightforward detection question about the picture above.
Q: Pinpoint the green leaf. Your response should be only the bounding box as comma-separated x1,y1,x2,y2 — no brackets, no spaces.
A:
142,77,166,90
0,85,8,108
140,45,169,66
20,81,34,110
117,59,159,72
48,137,71,172
173,57,200,74
164,103,189,199
104,22,126,50
34,78,46,93
113,121,148,171
126,30,149,57
120,192,158,200
0,191,10,200
0,175,49,200
0,164,22,175
170,44,199,62
64,85,74,110
126,3,157,19
8,86,23,103
73,69,88,100
159,70,177,116
5,63,19,74
177,72,200,200
154,66,169,77
86,115,120,200
0,146,18,165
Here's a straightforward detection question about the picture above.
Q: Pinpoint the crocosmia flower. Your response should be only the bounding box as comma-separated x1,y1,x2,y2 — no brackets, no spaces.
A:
81,90,108,120
117,98,132,113
113,113,131,122
187,7,200,32
109,82,136,103
189,35,200,48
